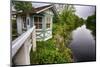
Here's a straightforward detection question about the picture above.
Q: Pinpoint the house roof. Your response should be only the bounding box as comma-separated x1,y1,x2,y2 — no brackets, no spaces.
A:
32,3,50,8
12,5,53,14
32,5,53,13
12,3,57,15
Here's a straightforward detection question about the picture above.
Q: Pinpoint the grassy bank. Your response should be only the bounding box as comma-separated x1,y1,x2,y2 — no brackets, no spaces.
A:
30,22,73,64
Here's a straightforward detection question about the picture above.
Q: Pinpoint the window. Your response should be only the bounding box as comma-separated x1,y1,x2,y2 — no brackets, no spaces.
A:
46,17,51,28
34,16,42,29
22,16,26,28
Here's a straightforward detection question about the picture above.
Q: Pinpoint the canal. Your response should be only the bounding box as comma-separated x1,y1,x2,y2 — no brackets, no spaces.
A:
69,24,96,62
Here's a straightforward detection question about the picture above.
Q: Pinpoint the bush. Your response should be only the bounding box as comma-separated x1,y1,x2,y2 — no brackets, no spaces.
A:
30,39,73,64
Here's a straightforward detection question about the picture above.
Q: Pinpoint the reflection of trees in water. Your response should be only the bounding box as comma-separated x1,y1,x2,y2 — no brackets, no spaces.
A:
86,14,96,40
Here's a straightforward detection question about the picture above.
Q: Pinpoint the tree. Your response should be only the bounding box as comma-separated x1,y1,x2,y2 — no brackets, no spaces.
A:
59,5,76,24
86,13,96,38
12,1,33,29
12,1,32,13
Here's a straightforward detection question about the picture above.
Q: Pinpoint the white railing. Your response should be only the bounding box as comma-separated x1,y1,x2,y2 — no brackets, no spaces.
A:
12,26,36,65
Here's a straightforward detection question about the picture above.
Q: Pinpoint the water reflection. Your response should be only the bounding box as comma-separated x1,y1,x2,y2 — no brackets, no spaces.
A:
70,24,96,62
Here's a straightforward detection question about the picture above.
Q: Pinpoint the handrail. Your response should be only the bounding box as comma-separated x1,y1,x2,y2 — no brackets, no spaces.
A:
12,26,35,57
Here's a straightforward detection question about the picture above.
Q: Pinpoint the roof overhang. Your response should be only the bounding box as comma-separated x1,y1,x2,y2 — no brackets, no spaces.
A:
11,4,58,17
36,5,53,14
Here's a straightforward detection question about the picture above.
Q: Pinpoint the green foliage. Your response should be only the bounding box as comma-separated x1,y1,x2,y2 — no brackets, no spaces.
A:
57,5,85,31
59,5,75,25
53,15,59,23
30,19,73,64
86,14,96,38
30,23,72,64
53,5,85,48
12,1,32,13
30,39,72,64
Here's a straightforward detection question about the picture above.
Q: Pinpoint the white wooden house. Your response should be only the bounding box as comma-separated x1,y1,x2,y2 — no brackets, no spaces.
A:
14,4,56,41
11,3,57,65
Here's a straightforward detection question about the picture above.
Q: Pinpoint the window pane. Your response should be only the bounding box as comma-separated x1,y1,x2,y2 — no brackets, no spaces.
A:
46,23,50,28
34,16,42,23
34,17,38,22
35,24,38,29
39,17,42,23
46,17,51,28
34,16,42,29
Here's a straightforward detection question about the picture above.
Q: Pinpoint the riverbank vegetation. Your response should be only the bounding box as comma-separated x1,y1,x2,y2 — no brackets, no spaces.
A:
30,5,85,64
86,13,96,39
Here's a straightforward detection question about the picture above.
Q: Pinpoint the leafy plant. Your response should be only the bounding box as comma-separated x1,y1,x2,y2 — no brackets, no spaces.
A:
30,38,73,64
12,1,32,13
86,13,96,38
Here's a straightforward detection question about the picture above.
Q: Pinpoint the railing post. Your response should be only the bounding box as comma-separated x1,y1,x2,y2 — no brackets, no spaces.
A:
32,26,36,52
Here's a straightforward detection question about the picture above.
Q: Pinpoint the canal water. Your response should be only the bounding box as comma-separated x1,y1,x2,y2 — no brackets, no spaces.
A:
69,24,96,62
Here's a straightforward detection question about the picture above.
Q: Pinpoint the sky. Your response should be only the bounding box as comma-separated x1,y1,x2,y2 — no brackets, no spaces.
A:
32,3,50,8
32,3,96,19
74,5,95,19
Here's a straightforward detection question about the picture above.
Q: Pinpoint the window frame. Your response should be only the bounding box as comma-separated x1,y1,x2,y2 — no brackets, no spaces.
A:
34,16,43,29
46,16,51,29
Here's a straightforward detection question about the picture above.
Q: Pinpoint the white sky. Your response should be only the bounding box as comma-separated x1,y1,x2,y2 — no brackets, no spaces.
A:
32,3,50,8
74,5,95,19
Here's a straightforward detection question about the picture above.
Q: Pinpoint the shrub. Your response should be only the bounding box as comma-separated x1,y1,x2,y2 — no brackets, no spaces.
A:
30,39,73,64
